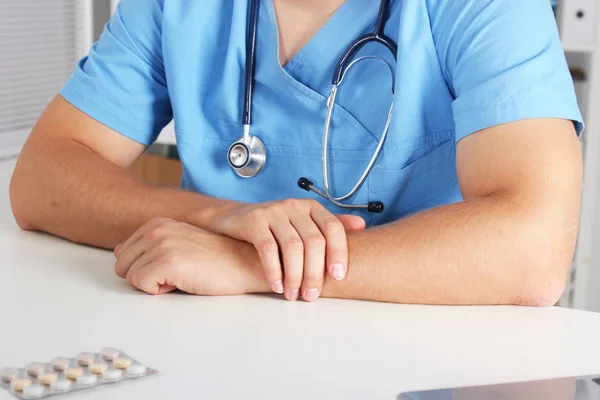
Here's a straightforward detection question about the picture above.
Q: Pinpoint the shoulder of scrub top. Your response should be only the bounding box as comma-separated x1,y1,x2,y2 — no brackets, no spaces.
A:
111,0,166,75
59,0,172,147
424,0,584,142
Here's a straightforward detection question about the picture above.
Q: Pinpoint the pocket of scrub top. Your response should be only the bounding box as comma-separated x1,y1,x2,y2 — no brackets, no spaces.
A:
368,139,463,226
177,133,374,223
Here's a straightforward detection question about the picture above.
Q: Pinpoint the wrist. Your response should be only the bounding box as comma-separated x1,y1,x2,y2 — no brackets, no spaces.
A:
236,240,271,294
322,230,362,299
189,197,240,232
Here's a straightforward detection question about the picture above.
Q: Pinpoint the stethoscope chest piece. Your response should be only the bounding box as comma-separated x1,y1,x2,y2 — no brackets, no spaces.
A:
227,135,266,178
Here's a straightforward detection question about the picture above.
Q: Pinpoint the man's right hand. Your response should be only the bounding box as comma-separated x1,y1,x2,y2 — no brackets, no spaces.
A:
209,199,366,302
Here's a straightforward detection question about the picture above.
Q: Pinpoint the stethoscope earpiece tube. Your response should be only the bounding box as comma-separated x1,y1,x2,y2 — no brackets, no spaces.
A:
332,0,397,87
298,178,385,214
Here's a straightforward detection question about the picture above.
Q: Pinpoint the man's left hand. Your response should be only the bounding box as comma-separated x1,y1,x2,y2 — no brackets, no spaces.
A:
114,218,269,296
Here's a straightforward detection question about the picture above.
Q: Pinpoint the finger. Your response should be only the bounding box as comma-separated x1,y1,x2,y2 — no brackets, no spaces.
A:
115,234,157,279
157,284,177,295
128,250,179,295
271,219,303,301
116,217,173,258
125,249,154,288
335,215,366,231
290,216,325,302
131,260,169,295
248,222,284,294
312,207,350,281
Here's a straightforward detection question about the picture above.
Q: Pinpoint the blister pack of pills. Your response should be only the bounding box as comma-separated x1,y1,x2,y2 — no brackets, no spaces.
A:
0,348,156,399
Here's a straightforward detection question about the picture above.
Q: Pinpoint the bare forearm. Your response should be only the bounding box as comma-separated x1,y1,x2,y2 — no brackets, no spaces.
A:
322,195,578,306
10,139,236,249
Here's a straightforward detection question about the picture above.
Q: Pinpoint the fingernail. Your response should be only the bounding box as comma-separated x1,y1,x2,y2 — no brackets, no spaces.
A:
332,263,346,280
272,280,284,294
289,289,299,301
304,288,320,302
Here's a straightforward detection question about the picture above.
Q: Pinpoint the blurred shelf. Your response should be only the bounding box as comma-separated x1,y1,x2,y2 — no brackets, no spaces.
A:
563,42,596,52
129,153,182,187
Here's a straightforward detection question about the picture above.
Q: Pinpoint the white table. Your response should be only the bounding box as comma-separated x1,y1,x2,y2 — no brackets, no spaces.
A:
2,159,600,400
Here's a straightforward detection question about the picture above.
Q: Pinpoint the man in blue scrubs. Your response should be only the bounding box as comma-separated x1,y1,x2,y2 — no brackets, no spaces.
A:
10,0,583,305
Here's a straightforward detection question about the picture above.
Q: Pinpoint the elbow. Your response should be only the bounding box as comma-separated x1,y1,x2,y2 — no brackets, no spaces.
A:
517,275,567,307
514,228,574,308
9,168,35,231
506,183,579,307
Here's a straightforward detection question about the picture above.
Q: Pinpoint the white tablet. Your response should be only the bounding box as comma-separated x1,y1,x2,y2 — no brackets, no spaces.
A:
399,376,600,400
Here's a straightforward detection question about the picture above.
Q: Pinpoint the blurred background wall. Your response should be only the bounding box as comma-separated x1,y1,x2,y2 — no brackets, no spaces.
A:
93,0,111,41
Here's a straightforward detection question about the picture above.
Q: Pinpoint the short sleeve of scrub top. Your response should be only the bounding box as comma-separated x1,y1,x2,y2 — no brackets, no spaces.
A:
426,0,584,141
60,0,172,146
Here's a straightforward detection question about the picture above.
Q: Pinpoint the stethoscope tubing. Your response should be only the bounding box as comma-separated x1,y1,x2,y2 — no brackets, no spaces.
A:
229,0,398,214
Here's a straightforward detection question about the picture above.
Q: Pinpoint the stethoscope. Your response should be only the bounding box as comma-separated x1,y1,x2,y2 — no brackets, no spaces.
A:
227,0,397,214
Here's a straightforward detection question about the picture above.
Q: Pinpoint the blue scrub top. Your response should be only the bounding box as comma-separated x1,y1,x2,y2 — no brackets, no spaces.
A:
60,0,583,227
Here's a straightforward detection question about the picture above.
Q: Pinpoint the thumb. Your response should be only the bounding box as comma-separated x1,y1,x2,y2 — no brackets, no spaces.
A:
336,215,366,231
157,284,178,295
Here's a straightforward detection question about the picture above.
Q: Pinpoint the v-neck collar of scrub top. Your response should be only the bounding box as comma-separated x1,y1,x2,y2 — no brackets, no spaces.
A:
266,0,358,72
259,0,384,106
